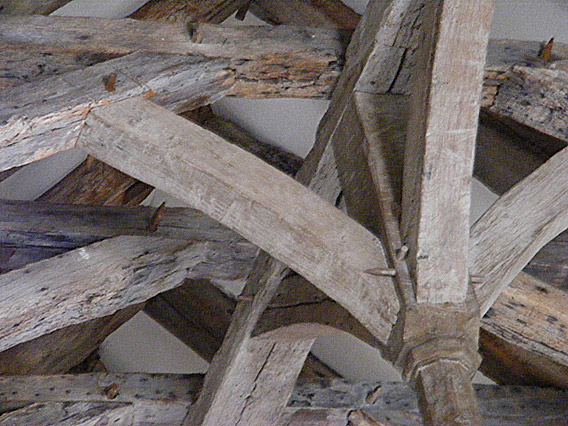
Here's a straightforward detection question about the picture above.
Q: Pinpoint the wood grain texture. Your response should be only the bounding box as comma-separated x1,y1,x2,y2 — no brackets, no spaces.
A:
250,0,360,29
0,402,134,426
481,273,568,388
0,306,141,375
0,235,257,352
129,0,248,23
1,374,567,426
400,0,494,304
0,0,71,15
80,96,400,343
471,144,568,315
0,53,232,172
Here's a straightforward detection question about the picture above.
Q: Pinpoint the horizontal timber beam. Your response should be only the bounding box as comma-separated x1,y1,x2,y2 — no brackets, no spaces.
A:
1,374,567,426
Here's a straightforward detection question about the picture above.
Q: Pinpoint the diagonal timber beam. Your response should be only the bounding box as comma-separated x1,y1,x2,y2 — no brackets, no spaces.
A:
0,235,257,353
0,53,233,172
471,144,568,315
79,96,400,343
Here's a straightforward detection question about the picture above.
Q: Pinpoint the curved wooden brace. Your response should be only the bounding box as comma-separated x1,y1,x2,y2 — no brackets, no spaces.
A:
471,144,568,315
79,96,400,344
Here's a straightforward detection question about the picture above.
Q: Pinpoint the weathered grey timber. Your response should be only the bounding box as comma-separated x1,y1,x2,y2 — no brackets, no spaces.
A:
0,53,232,172
0,0,71,15
481,273,568,388
400,0,493,305
1,374,567,426
250,0,360,29
0,15,347,61
0,402,134,426
79,96,400,343
129,0,249,23
471,144,568,315
0,236,256,353
0,306,141,376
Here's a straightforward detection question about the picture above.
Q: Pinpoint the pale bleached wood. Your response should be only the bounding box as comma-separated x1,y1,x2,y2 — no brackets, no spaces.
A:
250,0,360,29
481,273,568,388
185,254,308,425
0,0,72,15
80,96,399,343
129,0,248,23
400,0,493,305
471,145,568,315
0,53,232,172
2,374,567,426
0,15,346,62
0,402,134,426
0,235,258,353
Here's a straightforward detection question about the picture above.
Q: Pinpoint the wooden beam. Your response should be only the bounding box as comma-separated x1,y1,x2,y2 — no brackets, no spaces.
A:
481,273,568,388
0,53,233,172
249,0,360,29
129,0,249,23
79,96,400,343
0,0,72,15
0,235,256,353
400,0,493,304
0,402,133,426
2,374,567,426
471,144,568,315
0,305,141,375
0,15,346,62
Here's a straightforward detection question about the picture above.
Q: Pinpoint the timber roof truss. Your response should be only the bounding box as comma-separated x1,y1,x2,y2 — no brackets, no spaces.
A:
0,1,567,425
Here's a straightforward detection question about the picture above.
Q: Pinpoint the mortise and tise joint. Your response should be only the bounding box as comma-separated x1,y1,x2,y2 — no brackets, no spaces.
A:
148,202,167,232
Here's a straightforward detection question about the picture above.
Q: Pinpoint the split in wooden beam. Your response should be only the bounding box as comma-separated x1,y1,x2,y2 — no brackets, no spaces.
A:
0,52,233,172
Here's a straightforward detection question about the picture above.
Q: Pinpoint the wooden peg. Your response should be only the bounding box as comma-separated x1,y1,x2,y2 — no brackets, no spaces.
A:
148,202,166,232
102,72,117,92
395,245,409,261
365,268,397,277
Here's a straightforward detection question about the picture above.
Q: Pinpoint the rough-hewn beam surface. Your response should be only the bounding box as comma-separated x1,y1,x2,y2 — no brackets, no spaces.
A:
129,0,249,23
1,374,567,426
471,144,568,315
400,0,493,305
0,236,256,352
0,53,232,172
250,0,360,29
80,96,400,343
